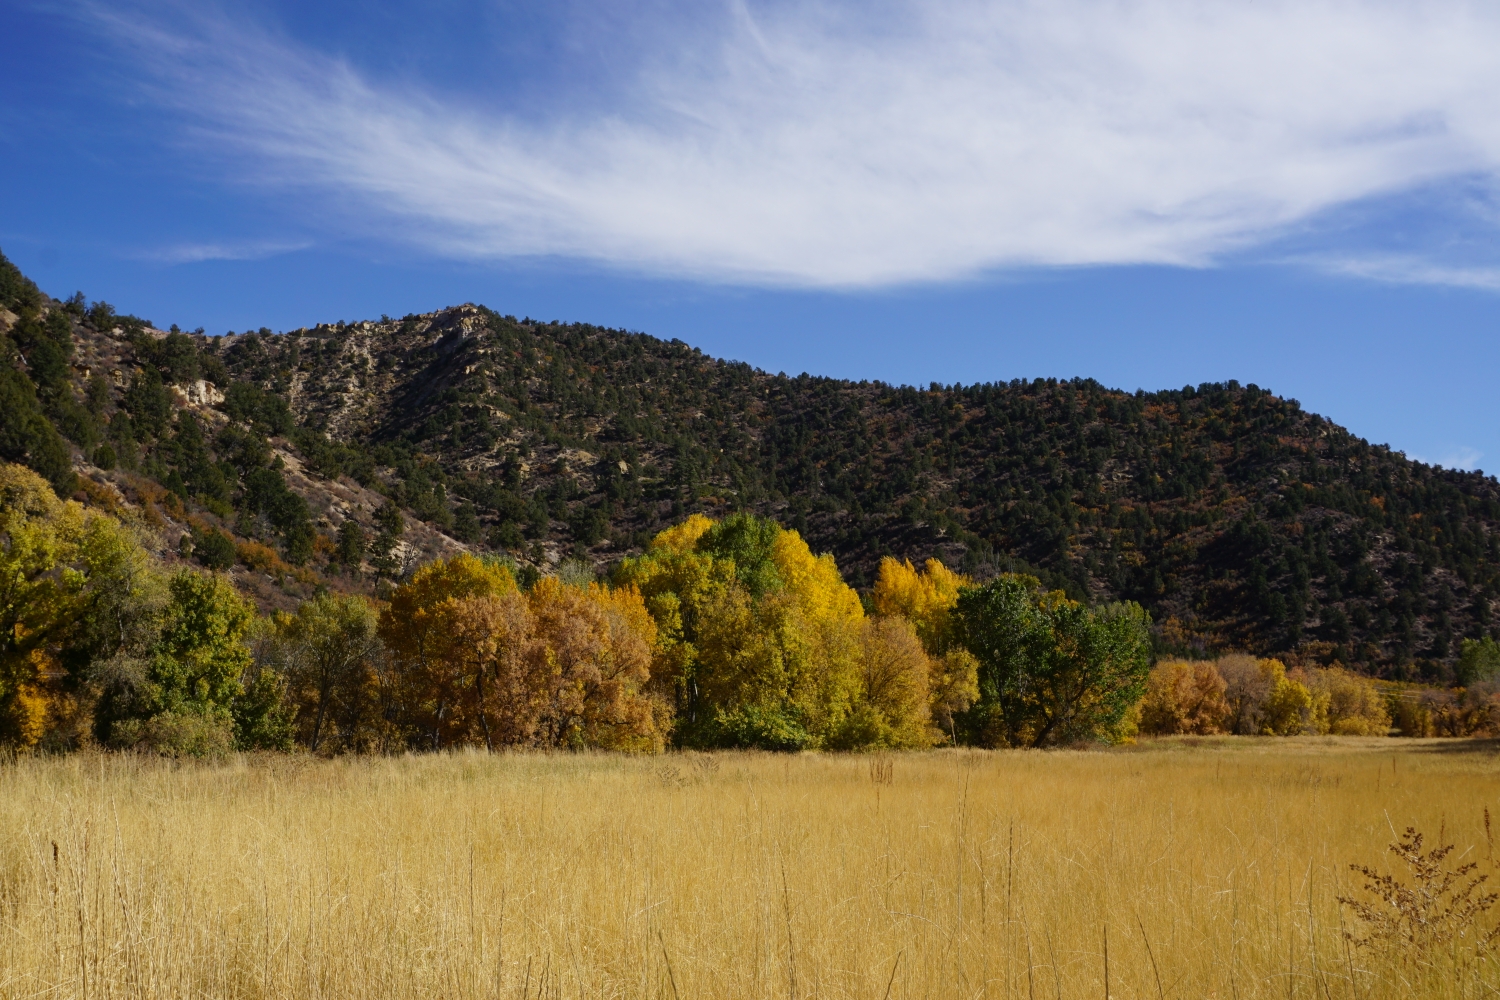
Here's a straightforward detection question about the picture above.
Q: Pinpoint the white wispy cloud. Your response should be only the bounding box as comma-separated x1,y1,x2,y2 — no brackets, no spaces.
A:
1307,255,1500,292
87,0,1500,288
1410,446,1484,472
134,239,312,264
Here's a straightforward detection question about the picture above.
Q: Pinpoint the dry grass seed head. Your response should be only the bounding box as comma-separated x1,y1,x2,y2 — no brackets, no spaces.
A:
1339,826,1500,960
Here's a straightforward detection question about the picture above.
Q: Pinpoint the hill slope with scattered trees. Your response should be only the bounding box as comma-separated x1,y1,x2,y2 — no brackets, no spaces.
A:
3,248,1497,682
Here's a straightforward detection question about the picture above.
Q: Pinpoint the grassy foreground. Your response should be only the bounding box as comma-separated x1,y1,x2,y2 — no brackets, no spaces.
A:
2,741,1497,1000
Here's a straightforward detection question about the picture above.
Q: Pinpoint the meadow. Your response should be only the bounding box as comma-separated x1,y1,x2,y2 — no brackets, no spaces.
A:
3,739,1498,1000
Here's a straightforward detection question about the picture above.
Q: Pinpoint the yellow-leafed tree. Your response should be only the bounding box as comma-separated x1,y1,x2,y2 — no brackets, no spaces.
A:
1261,663,1315,736
872,556,968,652
1296,665,1391,736
0,463,146,749
872,555,979,739
768,528,865,739
825,616,938,750
618,512,896,749
1138,659,1229,735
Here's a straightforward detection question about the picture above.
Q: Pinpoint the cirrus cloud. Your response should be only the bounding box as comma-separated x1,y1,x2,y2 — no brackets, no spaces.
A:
87,0,1500,288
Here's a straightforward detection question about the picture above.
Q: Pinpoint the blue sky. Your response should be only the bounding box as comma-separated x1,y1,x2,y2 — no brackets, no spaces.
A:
4,0,1500,471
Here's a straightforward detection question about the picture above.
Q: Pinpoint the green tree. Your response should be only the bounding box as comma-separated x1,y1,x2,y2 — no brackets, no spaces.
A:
0,277,77,497
956,575,1152,747
0,250,43,313
192,527,237,571
452,502,482,544
569,503,608,547
149,571,255,713
617,513,869,749
239,466,314,564
699,511,783,596
260,593,381,751
233,666,294,750
1457,637,1500,687
222,381,294,435
336,519,366,574
96,570,258,747
122,367,173,440
139,331,202,385
107,412,139,471
173,413,230,502
0,361,75,495
371,501,406,578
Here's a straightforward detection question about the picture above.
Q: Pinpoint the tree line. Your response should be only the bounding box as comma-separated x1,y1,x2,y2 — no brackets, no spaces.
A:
1139,643,1500,738
8,459,1500,755
2,461,1158,753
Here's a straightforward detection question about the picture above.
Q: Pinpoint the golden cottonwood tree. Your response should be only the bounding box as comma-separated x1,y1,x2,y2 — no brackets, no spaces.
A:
1137,660,1230,735
378,553,519,748
520,578,663,752
1259,661,1315,735
825,616,935,749
873,556,968,651
0,463,145,748
617,513,802,746
1303,666,1390,735
768,528,865,739
1217,655,1321,735
1136,658,1389,739
379,554,664,751
872,556,979,738
618,513,934,749
437,591,532,749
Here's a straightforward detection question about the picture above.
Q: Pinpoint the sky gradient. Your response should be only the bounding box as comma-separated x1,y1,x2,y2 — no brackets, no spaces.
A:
3,0,1499,471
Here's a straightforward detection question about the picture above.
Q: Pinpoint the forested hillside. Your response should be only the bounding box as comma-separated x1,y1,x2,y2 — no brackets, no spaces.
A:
3,248,1497,682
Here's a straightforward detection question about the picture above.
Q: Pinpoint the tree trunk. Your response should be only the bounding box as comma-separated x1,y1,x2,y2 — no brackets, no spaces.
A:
475,664,492,751
310,665,331,752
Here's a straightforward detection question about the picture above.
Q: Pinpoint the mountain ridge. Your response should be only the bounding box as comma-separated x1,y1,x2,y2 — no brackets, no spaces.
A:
2,249,1497,682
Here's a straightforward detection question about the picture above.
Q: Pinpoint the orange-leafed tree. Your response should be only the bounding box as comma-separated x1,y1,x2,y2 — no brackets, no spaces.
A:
1137,659,1229,736
521,579,664,752
439,591,532,749
379,553,518,748
380,553,665,751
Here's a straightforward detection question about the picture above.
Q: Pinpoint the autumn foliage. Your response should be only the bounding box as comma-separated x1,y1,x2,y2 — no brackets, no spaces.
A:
10,458,1500,756
614,513,953,749
1138,654,1392,736
1138,659,1229,736
371,553,666,751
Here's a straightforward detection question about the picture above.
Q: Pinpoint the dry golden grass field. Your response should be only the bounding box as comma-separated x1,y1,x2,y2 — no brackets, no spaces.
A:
2,740,1499,1000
